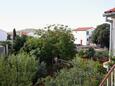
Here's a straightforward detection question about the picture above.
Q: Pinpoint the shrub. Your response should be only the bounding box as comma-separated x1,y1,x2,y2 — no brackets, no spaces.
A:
85,47,95,59
110,56,115,65
0,53,37,86
44,57,106,86
95,50,109,61
78,50,85,58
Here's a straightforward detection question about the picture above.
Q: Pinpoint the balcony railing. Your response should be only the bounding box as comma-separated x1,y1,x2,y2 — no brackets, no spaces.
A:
99,64,115,86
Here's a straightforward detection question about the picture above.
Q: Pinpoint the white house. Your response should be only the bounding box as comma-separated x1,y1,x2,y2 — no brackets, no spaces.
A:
104,8,115,56
0,29,7,41
72,27,95,45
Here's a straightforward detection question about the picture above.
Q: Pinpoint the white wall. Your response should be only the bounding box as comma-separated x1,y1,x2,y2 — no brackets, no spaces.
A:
76,31,87,45
72,29,94,45
0,30,7,41
112,18,115,56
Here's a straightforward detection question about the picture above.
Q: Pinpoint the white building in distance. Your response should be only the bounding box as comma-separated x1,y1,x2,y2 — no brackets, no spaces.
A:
72,27,95,46
0,29,7,41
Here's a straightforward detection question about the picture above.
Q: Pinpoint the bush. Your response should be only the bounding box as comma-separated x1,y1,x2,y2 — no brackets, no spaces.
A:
85,47,95,59
78,50,85,58
95,51,109,58
110,56,115,65
44,57,105,86
95,50,109,62
0,53,37,86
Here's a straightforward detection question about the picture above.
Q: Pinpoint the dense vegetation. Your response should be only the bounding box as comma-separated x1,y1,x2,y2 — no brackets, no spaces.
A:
45,57,106,86
0,53,37,86
0,54,106,86
0,24,108,86
92,23,110,48
78,48,109,62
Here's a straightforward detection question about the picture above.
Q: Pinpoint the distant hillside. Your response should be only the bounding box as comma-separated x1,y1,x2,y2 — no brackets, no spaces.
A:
8,28,38,35
17,28,37,33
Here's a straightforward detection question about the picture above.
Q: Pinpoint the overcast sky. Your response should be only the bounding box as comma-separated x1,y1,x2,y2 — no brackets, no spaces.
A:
0,0,114,32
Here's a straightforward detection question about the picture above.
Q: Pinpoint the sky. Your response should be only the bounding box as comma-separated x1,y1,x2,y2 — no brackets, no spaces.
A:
0,0,115,32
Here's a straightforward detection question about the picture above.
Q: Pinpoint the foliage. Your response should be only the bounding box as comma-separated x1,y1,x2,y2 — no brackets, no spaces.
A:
45,56,106,86
85,47,95,59
0,53,37,86
13,35,28,53
13,28,17,40
92,23,110,48
95,50,109,59
7,34,11,40
110,56,115,66
32,62,47,85
78,49,85,57
23,24,76,65
22,24,76,85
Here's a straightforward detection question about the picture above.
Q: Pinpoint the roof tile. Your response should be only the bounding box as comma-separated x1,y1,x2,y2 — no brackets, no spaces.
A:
73,27,94,31
105,8,115,13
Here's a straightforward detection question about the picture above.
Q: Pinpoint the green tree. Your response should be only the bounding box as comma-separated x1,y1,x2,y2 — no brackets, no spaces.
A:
13,28,17,40
23,24,76,85
92,23,110,48
23,24,76,65
13,35,28,53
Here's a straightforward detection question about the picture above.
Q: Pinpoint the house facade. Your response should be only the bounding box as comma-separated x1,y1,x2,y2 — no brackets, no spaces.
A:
72,27,95,45
0,29,7,41
104,8,115,56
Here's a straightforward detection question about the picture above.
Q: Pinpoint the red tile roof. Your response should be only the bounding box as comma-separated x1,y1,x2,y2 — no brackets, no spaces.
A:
20,32,28,35
104,8,115,13
73,27,94,31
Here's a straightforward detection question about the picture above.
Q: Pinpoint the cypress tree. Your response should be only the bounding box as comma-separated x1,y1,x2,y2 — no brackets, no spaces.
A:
13,28,17,40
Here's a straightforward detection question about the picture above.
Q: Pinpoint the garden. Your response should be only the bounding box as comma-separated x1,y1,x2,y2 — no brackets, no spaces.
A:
0,24,110,86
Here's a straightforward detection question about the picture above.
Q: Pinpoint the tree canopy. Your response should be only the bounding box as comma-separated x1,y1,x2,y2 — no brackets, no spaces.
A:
23,24,76,65
92,23,110,48
13,35,28,53
22,24,76,85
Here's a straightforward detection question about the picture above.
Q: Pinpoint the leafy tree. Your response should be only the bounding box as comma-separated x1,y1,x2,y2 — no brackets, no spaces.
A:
92,23,110,48
23,24,76,85
13,35,28,53
23,24,76,65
